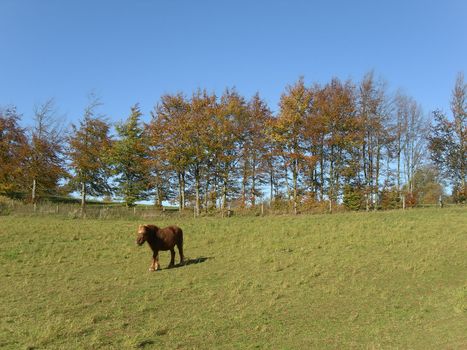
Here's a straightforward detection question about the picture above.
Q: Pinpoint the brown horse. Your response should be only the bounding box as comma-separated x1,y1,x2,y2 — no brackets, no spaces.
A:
136,224,184,271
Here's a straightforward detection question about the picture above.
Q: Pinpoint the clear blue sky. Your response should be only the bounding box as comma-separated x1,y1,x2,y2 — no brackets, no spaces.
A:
1,0,466,127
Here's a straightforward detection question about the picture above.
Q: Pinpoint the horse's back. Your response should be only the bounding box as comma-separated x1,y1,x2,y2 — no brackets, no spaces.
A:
169,225,183,245
157,225,183,248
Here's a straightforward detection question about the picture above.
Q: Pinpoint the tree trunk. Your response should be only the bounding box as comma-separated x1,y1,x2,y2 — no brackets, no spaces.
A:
213,176,219,209
284,164,291,201
204,179,210,213
374,145,381,211
397,140,401,197
251,159,256,207
178,172,184,212
363,142,370,212
362,143,367,211
155,186,163,207
80,181,86,217
269,167,274,206
32,178,36,202
221,180,227,218
329,146,334,214
154,172,163,207
32,178,37,212
319,142,325,202
292,159,298,215
195,169,200,217
312,167,318,201
241,169,247,208
181,172,185,210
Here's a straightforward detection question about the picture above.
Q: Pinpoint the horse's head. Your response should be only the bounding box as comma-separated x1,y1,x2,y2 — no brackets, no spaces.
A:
136,224,150,246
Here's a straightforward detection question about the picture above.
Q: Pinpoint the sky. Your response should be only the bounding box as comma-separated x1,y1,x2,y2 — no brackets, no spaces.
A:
1,0,466,129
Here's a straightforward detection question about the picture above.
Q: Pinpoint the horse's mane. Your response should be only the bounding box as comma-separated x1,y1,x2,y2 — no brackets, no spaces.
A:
145,225,159,237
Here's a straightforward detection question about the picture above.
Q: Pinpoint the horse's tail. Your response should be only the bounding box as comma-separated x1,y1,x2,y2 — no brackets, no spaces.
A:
176,227,184,263
177,227,183,246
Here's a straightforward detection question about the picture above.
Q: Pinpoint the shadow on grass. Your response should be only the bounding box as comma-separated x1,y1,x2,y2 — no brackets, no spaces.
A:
172,256,213,269
137,339,154,348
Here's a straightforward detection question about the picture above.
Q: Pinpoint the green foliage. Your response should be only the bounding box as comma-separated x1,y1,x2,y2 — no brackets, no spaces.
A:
67,97,113,200
343,184,363,210
428,73,466,198
112,104,152,206
380,187,400,209
0,195,16,215
0,208,466,348
411,165,443,204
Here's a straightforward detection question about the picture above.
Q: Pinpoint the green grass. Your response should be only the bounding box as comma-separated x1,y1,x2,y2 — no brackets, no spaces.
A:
1,208,466,349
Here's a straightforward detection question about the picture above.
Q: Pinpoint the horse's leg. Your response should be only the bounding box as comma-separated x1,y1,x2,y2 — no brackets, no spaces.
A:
150,251,160,271
155,251,160,270
168,248,175,268
177,242,184,265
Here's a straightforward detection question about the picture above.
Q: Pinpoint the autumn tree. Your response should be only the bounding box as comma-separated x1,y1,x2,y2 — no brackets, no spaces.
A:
242,93,272,207
112,104,151,207
428,73,466,202
451,72,467,195
264,117,283,205
215,88,246,214
187,90,218,215
150,93,191,211
0,106,29,196
26,99,66,203
357,72,392,210
320,79,357,212
67,96,113,214
273,78,312,214
303,83,327,202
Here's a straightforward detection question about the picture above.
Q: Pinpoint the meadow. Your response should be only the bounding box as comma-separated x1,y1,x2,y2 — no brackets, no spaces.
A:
0,207,466,349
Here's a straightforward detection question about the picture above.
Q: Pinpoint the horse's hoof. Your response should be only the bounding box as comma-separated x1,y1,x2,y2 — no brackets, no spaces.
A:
149,268,156,272
167,264,174,269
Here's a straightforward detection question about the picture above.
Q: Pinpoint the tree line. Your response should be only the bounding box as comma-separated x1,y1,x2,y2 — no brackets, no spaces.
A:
1,72,465,214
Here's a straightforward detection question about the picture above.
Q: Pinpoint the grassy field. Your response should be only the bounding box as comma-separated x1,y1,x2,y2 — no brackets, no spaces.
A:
0,208,466,349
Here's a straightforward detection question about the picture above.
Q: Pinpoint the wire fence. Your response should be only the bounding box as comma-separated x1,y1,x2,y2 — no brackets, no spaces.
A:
1,196,460,220
0,202,182,220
